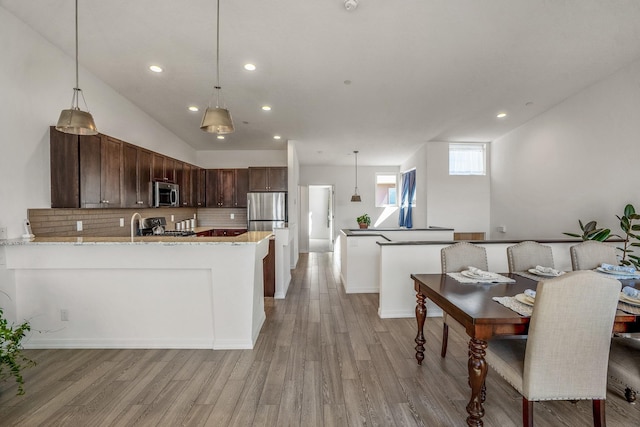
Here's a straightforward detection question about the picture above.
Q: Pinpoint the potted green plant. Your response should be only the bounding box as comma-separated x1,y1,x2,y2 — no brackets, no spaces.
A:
0,298,35,395
357,213,371,229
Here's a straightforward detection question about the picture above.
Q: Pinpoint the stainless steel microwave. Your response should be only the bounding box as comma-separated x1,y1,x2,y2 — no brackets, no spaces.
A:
153,182,179,207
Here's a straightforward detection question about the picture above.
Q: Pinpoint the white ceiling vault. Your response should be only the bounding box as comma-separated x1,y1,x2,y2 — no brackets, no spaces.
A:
3,0,640,166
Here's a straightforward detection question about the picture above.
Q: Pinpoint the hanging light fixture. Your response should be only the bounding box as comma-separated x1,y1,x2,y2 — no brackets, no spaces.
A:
55,0,97,135
201,0,234,134
351,150,361,202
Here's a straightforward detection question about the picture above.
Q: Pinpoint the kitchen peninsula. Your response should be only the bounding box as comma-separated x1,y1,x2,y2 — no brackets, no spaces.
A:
0,232,272,350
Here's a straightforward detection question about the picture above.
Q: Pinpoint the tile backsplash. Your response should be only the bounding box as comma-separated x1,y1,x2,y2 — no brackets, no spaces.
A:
28,207,247,237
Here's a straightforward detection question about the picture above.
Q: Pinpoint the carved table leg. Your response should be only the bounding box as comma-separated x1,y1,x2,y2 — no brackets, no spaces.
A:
466,338,488,427
415,291,427,365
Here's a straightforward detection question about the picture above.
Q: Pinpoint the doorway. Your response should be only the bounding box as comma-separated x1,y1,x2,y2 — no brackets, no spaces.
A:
308,185,334,252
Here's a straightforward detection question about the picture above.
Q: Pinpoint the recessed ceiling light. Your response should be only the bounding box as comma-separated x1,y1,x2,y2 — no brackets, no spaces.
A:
188,106,199,112
262,105,272,111
149,65,163,73
273,135,281,140
496,112,507,118
217,135,225,140
244,63,256,71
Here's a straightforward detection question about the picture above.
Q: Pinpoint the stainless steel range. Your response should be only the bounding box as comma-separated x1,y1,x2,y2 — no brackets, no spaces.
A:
138,217,195,237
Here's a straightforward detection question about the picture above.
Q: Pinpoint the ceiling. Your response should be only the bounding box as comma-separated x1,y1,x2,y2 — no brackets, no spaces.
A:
3,0,640,166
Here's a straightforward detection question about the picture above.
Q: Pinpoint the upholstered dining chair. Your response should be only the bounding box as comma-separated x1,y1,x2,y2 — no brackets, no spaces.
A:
608,337,640,404
507,241,554,273
570,241,618,271
485,271,620,427
440,242,488,357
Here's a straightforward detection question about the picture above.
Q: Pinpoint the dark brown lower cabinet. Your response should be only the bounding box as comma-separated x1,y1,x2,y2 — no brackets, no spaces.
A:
263,237,275,297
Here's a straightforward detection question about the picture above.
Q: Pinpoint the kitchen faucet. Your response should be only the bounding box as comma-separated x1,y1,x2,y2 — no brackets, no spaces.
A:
130,212,142,242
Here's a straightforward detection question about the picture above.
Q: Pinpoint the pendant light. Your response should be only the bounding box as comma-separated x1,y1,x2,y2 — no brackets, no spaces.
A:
350,150,362,202
55,0,97,135
201,0,234,134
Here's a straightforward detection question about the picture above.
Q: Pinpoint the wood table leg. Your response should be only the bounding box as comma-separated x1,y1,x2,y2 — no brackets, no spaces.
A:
466,338,488,427
415,291,427,365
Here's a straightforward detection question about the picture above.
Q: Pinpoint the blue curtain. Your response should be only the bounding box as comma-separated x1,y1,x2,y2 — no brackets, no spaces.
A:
398,169,416,228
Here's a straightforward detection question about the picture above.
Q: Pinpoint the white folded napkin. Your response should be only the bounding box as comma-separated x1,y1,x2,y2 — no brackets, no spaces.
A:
534,265,563,276
467,266,495,278
601,263,636,274
524,289,536,299
622,286,640,299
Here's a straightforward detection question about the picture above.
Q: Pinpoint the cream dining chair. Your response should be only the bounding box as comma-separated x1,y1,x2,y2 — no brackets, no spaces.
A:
485,271,620,427
507,241,554,273
608,337,640,404
440,242,488,357
570,241,618,271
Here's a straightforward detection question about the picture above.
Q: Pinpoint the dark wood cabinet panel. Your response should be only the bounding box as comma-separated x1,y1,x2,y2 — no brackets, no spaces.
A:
100,136,123,207
152,154,176,183
152,153,165,182
176,162,193,207
205,169,248,207
248,167,287,192
50,128,80,208
235,168,249,208
192,167,206,207
79,134,102,207
213,229,247,236
122,143,138,207
263,237,275,297
123,143,152,208
268,167,288,191
205,169,219,207
138,149,153,207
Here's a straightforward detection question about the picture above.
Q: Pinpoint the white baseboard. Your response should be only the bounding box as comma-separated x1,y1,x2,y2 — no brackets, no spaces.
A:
24,338,215,349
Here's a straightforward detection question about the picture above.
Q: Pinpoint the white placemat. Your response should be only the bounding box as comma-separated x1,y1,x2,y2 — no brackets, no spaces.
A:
493,296,640,317
448,272,515,284
492,296,532,316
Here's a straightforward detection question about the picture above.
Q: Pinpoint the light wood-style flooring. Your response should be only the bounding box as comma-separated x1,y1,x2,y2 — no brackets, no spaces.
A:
1,252,639,426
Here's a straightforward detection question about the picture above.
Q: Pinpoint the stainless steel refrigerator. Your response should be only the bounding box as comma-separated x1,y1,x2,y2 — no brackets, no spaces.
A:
247,192,287,231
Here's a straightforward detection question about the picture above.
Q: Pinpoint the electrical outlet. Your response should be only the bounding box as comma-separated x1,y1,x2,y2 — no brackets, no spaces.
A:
0,227,7,239
171,215,175,222
230,213,235,219
60,309,69,321
76,221,83,231
119,218,124,227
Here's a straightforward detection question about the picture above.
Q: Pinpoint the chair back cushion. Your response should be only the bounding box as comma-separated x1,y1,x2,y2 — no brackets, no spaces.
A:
523,270,620,400
569,241,618,271
441,242,488,273
507,241,554,273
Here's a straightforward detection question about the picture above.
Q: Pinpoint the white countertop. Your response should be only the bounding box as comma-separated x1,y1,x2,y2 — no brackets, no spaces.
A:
0,231,272,246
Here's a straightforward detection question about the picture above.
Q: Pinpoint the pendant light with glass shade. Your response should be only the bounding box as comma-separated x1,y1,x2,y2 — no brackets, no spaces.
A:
350,150,362,202
55,0,97,135
201,0,234,134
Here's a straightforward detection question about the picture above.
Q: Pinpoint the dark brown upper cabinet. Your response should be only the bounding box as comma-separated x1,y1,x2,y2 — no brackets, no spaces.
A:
248,167,287,192
206,169,249,208
122,143,153,208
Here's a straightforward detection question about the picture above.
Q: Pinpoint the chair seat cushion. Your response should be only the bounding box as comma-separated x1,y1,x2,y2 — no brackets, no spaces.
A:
485,338,526,395
609,337,640,390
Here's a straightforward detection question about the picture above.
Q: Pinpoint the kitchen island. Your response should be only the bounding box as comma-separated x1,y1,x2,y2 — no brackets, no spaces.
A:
0,232,272,350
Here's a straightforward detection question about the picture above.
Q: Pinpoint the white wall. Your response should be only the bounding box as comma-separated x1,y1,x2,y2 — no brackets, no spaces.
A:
426,142,491,235
195,150,287,168
0,7,196,239
309,186,331,239
299,165,401,237
491,58,640,240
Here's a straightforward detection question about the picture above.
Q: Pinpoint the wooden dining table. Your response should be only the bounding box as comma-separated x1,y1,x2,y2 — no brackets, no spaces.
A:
411,272,640,427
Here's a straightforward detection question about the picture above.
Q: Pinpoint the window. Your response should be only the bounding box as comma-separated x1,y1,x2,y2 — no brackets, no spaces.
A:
375,173,397,207
449,143,486,175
